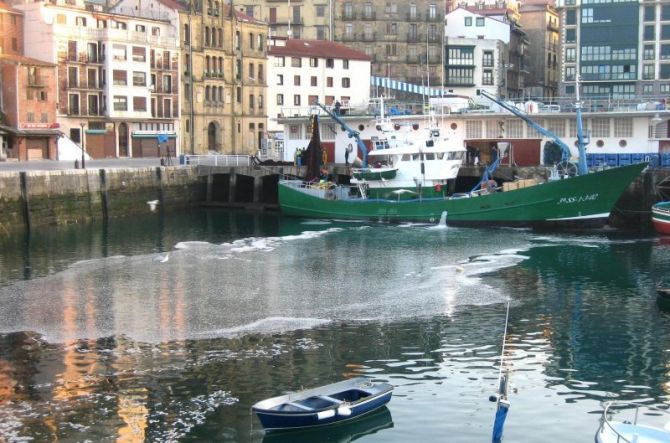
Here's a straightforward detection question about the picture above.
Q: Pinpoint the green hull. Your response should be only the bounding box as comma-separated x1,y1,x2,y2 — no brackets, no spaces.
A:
278,163,646,227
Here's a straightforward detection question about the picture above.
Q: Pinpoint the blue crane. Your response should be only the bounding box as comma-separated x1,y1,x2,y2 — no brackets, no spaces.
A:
477,89,588,176
315,102,369,168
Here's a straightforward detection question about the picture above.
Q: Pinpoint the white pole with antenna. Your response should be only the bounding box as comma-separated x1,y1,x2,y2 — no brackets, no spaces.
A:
287,0,292,39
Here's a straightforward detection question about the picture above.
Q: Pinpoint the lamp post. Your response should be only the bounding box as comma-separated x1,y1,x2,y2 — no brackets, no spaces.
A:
80,122,86,169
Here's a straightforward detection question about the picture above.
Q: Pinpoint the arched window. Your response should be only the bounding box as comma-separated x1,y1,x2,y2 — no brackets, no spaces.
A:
205,27,210,46
205,85,210,101
207,121,218,151
218,86,224,102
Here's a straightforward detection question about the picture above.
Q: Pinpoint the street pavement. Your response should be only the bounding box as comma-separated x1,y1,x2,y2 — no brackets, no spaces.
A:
0,158,168,172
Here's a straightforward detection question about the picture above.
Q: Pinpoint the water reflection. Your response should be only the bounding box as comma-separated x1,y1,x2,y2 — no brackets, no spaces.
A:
1,214,670,441
261,407,393,443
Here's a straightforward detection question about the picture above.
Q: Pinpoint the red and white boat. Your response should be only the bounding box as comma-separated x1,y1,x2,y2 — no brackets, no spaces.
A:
652,201,670,235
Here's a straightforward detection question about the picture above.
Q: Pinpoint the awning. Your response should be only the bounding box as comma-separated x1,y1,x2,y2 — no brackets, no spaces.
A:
0,124,61,137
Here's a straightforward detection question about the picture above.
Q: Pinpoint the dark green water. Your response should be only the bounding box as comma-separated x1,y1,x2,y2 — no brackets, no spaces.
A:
1,210,670,442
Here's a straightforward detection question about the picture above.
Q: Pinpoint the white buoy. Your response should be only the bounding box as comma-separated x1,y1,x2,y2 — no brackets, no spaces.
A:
147,200,159,212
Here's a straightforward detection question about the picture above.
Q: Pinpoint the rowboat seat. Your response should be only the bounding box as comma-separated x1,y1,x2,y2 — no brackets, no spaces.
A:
319,395,343,404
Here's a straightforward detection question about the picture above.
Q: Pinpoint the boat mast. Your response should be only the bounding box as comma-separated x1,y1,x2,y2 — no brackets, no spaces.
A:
574,75,588,176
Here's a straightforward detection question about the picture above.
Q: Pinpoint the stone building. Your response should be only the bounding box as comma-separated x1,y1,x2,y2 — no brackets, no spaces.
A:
235,0,333,41
333,0,445,102
519,0,560,100
178,3,268,155
0,1,59,161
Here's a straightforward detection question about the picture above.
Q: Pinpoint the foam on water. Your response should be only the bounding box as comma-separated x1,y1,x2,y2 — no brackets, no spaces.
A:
197,316,331,338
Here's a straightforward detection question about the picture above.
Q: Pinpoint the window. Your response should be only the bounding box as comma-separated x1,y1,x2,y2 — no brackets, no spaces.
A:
113,96,128,111
344,2,353,19
464,17,472,26
258,95,263,110
112,20,127,30
69,94,80,115
133,71,146,86
163,98,172,117
387,22,397,35
316,5,326,17
565,47,576,63
152,27,160,36
566,10,576,25
277,74,283,85
113,70,127,85
326,58,334,68
663,25,670,40
132,46,146,62
311,76,317,86
482,51,493,67
277,94,284,105
56,14,66,24
662,44,670,59
476,17,484,26
308,95,318,105
310,57,318,67
429,4,436,19
294,75,301,86
644,5,655,21
343,59,349,69
342,77,350,88
644,45,655,60
162,75,172,93
275,56,285,67
661,64,670,79
68,66,78,87
249,94,255,110
133,96,147,111
566,28,576,43
582,8,593,23
644,25,655,41
294,94,301,106
136,24,146,32
643,84,653,94
249,32,255,49
663,5,670,21
76,16,87,26
643,64,655,80
249,62,255,79
291,57,302,67
327,77,333,87
447,67,474,85
565,66,576,80
163,51,170,70
482,70,493,85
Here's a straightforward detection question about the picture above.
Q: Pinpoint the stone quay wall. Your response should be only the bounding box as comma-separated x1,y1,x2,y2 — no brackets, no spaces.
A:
0,167,206,232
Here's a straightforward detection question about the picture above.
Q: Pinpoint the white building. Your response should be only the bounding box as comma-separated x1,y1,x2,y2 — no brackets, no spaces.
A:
444,8,510,101
266,37,371,160
16,0,181,158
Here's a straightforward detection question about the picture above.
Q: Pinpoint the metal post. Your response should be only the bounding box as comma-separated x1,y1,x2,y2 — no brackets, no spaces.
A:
80,122,86,169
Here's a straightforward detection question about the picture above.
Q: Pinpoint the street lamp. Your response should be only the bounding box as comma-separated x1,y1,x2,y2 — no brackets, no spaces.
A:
80,122,86,169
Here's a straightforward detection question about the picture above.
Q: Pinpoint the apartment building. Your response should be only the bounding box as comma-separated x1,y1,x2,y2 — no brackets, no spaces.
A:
333,0,445,102
555,0,670,99
237,0,333,41
178,3,268,155
266,38,371,136
0,1,59,161
519,0,560,100
15,0,181,158
443,8,509,99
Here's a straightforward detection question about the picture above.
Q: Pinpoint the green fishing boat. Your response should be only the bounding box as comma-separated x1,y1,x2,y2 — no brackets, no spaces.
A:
279,162,646,227
279,93,646,228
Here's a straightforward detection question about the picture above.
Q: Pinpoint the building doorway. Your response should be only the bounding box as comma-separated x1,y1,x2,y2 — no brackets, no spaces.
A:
118,122,129,157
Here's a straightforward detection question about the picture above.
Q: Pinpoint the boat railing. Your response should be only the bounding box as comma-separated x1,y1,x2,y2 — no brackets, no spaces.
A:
599,401,670,443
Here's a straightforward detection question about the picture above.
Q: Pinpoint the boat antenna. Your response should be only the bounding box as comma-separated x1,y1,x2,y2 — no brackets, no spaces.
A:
490,300,511,443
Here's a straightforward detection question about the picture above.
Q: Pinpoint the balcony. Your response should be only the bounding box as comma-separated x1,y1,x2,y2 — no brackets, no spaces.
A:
425,13,442,22
406,11,422,21
406,33,424,43
28,75,47,87
362,32,376,42
360,11,376,20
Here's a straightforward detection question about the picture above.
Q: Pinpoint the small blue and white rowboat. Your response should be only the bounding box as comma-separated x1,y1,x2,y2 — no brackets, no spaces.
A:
252,377,393,432
596,401,670,443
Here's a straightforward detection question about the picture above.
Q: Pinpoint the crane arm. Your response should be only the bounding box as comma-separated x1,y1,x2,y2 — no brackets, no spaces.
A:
315,102,369,167
478,90,571,164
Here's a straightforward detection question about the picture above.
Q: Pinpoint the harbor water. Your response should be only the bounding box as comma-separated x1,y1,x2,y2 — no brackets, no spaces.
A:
1,209,670,442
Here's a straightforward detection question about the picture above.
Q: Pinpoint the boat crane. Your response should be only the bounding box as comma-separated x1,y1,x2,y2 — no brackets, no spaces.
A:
477,89,589,176
315,101,369,168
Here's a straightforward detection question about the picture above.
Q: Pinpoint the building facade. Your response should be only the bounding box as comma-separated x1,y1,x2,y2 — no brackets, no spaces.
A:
16,0,181,159
266,37,371,138
443,8,509,99
236,0,333,41
178,4,268,155
0,1,59,161
555,0,670,99
519,1,560,100
332,0,445,102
